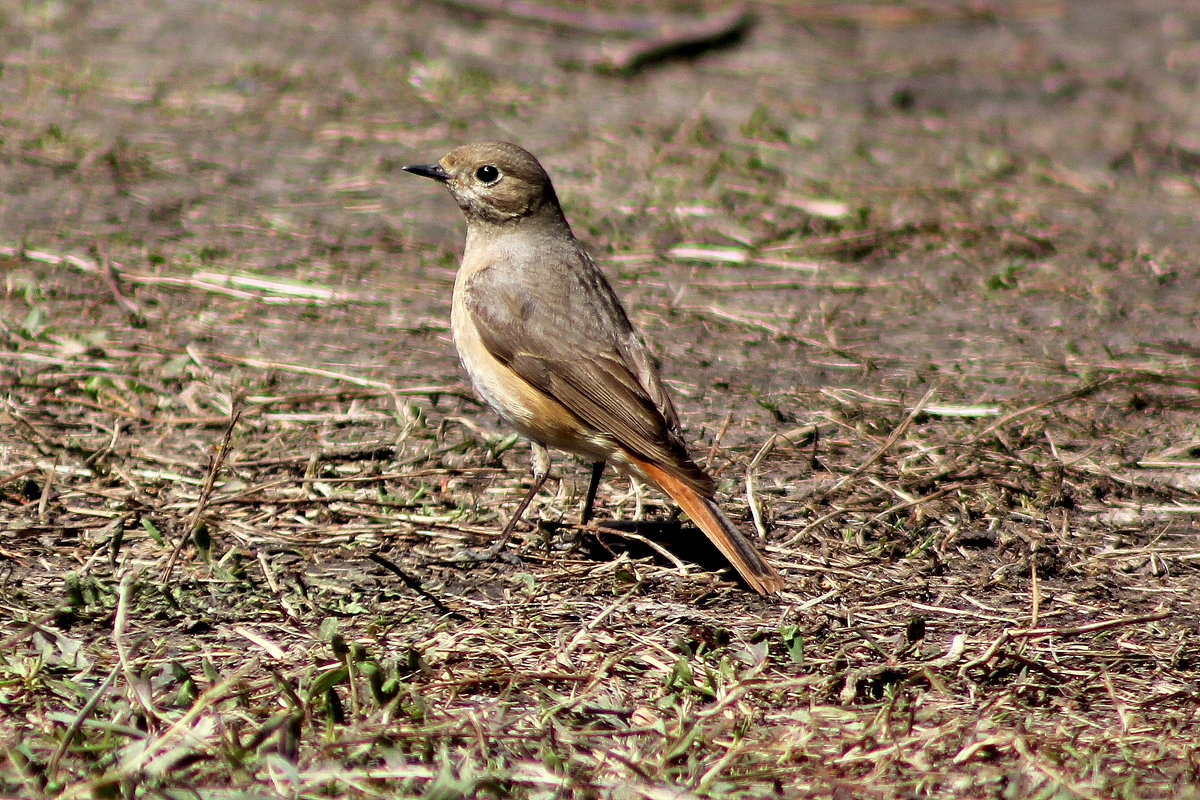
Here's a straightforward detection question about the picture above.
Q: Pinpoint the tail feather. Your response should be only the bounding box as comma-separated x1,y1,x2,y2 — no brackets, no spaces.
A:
632,458,784,595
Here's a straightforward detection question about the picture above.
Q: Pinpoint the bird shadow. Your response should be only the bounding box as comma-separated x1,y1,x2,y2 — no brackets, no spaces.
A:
540,518,748,587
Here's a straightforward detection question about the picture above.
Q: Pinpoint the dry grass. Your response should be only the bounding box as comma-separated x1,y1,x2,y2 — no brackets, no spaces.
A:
3,243,1199,799
4,1,1200,797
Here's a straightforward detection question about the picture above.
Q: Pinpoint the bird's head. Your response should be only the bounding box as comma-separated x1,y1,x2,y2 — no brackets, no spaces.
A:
403,141,563,225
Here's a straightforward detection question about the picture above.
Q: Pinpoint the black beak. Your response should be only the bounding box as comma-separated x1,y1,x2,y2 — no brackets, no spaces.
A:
402,163,450,182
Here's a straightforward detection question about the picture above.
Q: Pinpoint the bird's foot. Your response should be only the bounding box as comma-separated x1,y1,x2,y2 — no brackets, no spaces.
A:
451,537,524,566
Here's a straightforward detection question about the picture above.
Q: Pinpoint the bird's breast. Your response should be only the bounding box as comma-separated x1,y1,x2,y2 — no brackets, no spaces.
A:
450,271,616,462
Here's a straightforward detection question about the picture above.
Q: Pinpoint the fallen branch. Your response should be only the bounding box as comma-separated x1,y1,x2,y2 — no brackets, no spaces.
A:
426,0,753,75
431,0,725,36
594,5,754,74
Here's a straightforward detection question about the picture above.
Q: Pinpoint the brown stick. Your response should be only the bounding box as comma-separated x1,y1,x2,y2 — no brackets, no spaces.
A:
593,5,753,74
428,0,753,74
431,0,699,36
161,402,244,577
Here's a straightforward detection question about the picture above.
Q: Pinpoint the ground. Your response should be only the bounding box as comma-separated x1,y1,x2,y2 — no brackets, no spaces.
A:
1,1,1199,798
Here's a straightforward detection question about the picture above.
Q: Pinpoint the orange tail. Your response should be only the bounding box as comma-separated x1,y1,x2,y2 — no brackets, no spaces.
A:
632,458,784,595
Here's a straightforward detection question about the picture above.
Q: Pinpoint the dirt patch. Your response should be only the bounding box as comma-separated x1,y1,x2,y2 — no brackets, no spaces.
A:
2,1,1199,797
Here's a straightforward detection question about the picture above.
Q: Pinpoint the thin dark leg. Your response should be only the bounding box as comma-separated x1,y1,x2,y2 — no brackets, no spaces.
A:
580,460,605,525
499,442,552,540
465,442,551,562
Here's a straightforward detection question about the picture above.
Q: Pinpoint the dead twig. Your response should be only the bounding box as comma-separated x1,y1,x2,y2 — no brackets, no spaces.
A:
97,246,144,324
816,384,938,504
1007,610,1171,640
429,0,723,36
4,245,342,305
967,376,1117,444
960,610,1172,678
594,5,753,74
745,426,818,539
426,0,752,75
161,402,244,577
366,552,467,621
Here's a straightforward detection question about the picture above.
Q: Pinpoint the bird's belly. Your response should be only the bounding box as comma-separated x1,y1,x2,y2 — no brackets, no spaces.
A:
451,298,615,462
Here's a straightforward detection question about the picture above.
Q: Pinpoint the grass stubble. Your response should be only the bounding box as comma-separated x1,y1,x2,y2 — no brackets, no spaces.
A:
2,2,1200,793
1,240,1198,799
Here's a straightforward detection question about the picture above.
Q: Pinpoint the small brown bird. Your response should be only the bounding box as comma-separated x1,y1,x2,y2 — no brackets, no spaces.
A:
404,142,783,594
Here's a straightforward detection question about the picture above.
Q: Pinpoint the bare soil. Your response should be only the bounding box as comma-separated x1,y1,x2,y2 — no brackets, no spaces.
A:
1,1,1199,798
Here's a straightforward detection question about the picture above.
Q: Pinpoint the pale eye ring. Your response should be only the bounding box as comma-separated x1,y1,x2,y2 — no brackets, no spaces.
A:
475,164,500,184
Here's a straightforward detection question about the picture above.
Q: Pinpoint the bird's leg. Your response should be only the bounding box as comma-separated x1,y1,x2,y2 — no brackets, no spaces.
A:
499,441,552,540
463,442,550,563
580,461,605,525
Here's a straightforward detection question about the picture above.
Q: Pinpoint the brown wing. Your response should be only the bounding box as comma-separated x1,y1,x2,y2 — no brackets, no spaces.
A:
464,242,713,494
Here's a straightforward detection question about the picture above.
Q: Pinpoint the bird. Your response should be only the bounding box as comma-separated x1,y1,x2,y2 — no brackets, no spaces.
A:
403,141,783,594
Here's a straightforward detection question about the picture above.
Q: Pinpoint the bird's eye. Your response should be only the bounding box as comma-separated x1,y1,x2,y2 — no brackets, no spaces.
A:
475,165,500,183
